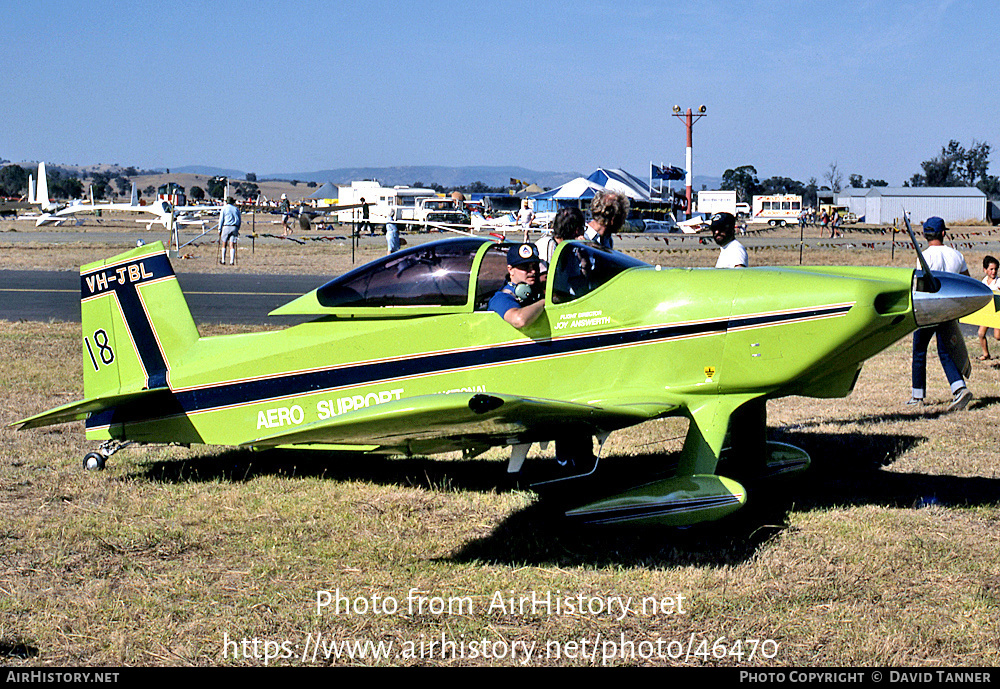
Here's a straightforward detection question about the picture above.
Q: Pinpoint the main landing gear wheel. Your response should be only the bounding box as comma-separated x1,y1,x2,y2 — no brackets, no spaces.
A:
83,452,106,471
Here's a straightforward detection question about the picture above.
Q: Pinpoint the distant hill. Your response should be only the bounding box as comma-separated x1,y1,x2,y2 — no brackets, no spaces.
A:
169,166,726,193
694,175,724,191
170,165,579,190
269,166,581,190
12,159,726,198
170,165,245,179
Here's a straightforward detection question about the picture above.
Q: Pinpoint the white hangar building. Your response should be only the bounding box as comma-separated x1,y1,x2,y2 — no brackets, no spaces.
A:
837,186,986,225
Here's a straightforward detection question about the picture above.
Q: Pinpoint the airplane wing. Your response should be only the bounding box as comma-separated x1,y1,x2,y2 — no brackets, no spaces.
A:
173,205,221,214
245,392,677,455
14,386,170,430
677,219,707,234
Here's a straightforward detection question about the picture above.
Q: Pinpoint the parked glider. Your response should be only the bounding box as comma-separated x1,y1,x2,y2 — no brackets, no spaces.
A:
15,237,992,526
27,162,177,228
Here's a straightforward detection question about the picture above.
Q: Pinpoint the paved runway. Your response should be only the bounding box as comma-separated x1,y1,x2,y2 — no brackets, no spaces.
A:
0,270,328,324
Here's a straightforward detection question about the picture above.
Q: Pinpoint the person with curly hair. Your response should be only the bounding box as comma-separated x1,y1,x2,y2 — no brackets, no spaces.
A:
584,190,629,250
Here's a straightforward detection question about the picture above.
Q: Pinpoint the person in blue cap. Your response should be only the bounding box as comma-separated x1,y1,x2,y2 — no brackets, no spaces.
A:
909,216,973,411
487,243,546,328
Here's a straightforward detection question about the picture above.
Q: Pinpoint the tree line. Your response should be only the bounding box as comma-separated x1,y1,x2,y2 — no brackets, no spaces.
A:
720,138,996,206
904,139,998,195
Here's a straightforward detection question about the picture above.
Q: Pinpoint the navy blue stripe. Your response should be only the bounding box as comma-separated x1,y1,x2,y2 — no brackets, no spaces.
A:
89,302,852,428
728,304,850,330
175,303,851,415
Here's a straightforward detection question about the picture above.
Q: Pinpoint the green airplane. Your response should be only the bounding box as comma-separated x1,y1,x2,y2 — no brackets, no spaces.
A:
14,237,993,526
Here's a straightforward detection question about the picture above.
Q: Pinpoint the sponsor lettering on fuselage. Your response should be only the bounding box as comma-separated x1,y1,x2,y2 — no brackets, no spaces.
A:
440,385,486,394
257,405,305,430
257,387,406,430
316,388,404,420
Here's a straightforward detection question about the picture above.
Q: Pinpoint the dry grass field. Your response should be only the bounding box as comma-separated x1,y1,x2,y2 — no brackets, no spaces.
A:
2,220,999,667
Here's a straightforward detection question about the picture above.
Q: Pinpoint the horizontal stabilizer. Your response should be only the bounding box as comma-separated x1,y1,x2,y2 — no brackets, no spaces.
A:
246,392,674,454
13,387,169,430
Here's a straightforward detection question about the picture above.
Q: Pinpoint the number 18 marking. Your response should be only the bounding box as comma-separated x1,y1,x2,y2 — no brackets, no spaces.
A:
85,329,115,371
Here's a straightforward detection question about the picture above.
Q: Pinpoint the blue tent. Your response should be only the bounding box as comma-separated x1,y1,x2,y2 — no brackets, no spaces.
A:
585,168,653,201
529,177,605,214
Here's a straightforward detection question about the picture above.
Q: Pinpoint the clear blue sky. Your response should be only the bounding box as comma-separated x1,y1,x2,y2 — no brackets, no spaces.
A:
2,0,994,186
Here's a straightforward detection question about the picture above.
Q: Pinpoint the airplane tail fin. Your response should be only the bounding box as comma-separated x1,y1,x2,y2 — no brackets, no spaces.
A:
130,182,138,206
12,242,198,433
35,162,50,210
80,242,199,402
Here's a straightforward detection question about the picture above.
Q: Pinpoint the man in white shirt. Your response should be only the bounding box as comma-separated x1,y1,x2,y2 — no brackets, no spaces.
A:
710,212,747,268
518,200,535,242
910,216,973,411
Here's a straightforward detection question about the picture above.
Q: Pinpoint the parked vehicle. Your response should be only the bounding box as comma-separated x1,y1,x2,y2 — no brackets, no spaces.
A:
751,194,802,226
414,197,468,226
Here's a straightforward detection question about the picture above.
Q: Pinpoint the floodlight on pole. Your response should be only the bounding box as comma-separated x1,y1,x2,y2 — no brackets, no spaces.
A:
671,106,707,214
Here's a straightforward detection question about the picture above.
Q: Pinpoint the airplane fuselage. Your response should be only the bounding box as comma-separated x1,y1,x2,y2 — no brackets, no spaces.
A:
82,250,916,454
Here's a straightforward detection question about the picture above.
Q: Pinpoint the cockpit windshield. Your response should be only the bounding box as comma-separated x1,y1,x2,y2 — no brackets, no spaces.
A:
550,241,648,304
316,238,488,308
310,237,647,312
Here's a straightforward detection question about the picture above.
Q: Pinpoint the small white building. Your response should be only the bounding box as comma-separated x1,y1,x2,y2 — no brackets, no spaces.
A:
837,186,986,225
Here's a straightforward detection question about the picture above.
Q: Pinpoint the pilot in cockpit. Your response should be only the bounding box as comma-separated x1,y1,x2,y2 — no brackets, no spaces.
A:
487,244,546,328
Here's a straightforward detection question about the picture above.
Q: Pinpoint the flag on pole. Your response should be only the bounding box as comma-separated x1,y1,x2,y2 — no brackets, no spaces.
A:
652,164,685,181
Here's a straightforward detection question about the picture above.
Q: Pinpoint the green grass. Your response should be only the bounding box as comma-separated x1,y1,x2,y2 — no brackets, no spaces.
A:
2,241,1000,666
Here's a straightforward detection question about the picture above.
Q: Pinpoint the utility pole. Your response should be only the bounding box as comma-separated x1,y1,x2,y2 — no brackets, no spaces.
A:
672,105,707,215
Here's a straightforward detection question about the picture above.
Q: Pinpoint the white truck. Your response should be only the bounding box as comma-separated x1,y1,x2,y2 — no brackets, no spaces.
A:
413,197,468,226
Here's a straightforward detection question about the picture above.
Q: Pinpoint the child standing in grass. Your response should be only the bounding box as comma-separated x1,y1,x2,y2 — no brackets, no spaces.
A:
977,255,1000,360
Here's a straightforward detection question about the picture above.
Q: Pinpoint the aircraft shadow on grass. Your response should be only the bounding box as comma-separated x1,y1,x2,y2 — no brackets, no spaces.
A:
133,420,1000,568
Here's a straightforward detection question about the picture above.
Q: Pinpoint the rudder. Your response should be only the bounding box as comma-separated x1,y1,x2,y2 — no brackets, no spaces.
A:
80,242,199,401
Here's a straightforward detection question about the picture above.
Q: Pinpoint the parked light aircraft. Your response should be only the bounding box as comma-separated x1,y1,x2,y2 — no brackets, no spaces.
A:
23,162,65,223
26,162,179,228
15,237,992,526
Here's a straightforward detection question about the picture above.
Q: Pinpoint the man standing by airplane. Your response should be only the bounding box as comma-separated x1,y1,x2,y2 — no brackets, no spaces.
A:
279,193,293,236
217,197,241,266
385,207,401,255
358,197,373,237
488,244,546,328
909,216,973,411
710,212,748,268
535,206,585,267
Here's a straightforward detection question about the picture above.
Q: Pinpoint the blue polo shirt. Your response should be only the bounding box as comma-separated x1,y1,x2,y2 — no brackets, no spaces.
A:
487,283,520,319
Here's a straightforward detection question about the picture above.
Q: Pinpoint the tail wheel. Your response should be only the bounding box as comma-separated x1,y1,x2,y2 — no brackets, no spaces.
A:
83,452,106,471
